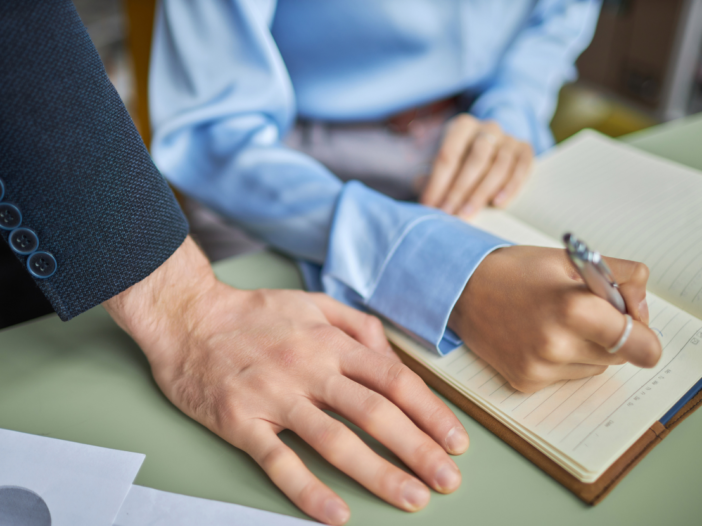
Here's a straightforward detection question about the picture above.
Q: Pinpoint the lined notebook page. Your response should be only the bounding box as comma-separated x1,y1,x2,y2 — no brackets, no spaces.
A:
392,207,702,482
507,131,702,320
389,304,702,481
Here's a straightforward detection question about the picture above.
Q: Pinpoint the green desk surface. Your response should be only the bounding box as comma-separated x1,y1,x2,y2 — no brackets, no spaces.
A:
2,118,702,525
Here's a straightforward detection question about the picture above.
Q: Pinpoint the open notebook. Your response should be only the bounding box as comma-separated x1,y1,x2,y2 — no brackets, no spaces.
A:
386,130,702,496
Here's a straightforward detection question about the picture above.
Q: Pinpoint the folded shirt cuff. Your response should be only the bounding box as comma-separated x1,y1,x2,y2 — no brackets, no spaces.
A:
363,215,509,354
308,181,510,356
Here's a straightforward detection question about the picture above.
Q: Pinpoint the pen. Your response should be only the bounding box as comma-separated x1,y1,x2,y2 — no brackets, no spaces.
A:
563,233,627,314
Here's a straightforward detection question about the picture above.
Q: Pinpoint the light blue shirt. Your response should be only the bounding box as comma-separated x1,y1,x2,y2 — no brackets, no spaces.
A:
149,0,601,354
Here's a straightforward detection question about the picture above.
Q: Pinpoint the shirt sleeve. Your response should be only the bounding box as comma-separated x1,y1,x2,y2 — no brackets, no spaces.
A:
150,0,509,354
469,0,602,154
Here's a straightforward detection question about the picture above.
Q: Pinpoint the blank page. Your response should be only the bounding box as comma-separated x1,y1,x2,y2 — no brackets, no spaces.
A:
507,131,702,320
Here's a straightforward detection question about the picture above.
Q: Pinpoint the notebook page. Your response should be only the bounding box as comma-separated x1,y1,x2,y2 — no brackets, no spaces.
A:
394,208,702,481
506,131,702,320
388,293,702,481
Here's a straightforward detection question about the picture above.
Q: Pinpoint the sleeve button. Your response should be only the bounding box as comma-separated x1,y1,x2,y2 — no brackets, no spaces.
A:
0,203,21,230
9,227,39,255
27,251,57,279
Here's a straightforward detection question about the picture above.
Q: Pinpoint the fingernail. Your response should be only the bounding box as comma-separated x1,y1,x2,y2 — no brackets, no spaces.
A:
324,498,350,525
435,462,461,492
639,299,650,325
459,204,475,218
401,479,430,511
445,425,470,454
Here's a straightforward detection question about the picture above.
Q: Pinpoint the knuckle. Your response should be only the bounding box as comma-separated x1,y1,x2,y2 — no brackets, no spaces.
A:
483,120,502,133
520,360,541,381
377,464,410,498
298,325,343,358
632,262,650,284
275,343,305,368
411,438,443,468
538,341,566,363
473,137,494,155
435,145,460,168
364,315,386,340
519,142,534,156
495,145,514,162
212,395,248,435
311,419,346,453
515,359,548,387
260,443,291,474
356,391,386,427
384,362,417,397
454,113,475,128
313,323,344,344
560,294,588,327
255,374,282,397
296,480,322,512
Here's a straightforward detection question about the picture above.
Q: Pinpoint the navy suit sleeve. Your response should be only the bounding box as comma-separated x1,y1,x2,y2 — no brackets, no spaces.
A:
0,0,189,321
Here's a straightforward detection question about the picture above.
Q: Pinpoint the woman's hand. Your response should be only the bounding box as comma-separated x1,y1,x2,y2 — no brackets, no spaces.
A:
421,114,533,219
105,238,469,525
450,246,662,393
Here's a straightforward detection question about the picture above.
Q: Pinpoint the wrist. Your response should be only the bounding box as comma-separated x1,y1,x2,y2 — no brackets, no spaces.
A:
103,236,217,362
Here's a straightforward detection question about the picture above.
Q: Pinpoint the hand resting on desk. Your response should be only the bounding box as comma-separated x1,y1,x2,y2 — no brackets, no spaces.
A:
421,114,534,219
104,237,468,525
450,246,663,393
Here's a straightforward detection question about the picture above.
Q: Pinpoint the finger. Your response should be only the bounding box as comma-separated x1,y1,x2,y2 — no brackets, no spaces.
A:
544,338,628,367
241,422,350,525
421,114,480,208
602,258,651,324
339,347,469,455
309,293,398,361
439,123,503,215
565,293,662,368
285,402,431,512
492,142,534,208
457,139,517,219
558,363,609,381
505,362,609,393
321,375,461,493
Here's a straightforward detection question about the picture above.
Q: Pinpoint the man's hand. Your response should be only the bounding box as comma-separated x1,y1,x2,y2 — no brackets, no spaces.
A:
104,238,469,525
420,114,533,219
449,246,662,393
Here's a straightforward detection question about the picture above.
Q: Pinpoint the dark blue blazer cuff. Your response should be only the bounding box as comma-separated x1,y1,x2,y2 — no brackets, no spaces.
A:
0,0,189,321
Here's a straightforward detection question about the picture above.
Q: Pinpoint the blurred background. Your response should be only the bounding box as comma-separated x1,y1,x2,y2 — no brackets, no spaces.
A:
5,0,701,329
73,0,702,145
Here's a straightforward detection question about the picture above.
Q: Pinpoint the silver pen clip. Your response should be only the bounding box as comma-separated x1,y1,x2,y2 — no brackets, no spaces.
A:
591,251,619,289
563,233,627,314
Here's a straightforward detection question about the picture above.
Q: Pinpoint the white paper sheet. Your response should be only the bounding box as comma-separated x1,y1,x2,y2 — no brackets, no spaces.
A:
0,428,145,526
114,485,321,526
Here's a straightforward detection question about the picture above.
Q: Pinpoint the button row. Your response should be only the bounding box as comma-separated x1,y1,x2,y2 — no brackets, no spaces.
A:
0,177,57,279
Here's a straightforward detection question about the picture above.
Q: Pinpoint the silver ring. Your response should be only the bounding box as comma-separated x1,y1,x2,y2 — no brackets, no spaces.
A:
608,314,633,354
477,131,500,145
